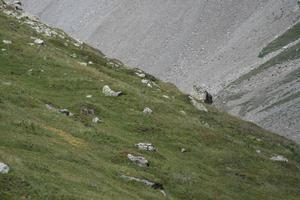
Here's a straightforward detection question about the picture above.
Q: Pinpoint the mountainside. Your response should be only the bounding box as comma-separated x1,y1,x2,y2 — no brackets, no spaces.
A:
1,3,300,200
17,0,300,143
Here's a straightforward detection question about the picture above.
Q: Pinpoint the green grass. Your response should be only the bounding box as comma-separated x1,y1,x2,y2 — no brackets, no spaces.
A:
259,21,300,58
0,11,300,200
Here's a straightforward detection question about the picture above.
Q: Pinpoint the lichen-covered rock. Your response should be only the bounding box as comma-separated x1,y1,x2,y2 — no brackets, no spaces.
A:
135,143,156,151
102,85,122,97
0,162,9,174
127,154,149,167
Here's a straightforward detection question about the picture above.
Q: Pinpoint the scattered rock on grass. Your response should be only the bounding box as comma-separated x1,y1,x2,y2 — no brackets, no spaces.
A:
135,72,146,78
127,154,149,167
86,95,92,98
102,85,123,97
270,155,288,162
81,108,95,115
0,162,9,174
192,85,213,104
141,79,152,88
2,40,12,45
136,143,156,151
181,148,187,153
34,38,44,45
120,175,165,196
143,107,153,115
92,117,102,123
59,109,73,116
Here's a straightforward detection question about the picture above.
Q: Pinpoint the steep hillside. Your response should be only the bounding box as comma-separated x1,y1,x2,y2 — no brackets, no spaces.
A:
18,0,300,143
1,3,300,200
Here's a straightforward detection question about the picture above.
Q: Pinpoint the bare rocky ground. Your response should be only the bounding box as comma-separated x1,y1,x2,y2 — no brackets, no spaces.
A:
14,0,300,142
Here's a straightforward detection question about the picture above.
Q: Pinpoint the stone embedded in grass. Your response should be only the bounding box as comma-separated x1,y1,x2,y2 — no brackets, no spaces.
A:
181,148,187,153
45,103,55,110
127,154,149,167
1,48,6,52
120,175,165,195
79,62,87,66
0,162,9,174
141,79,152,88
162,95,170,99
92,117,102,123
102,85,123,97
256,150,261,154
135,143,156,151
34,38,44,45
189,96,208,112
180,110,186,115
270,155,288,162
59,109,73,116
88,61,93,65
86,95,92,98
135,72,146,78
2,40,12,45
143,107,153,115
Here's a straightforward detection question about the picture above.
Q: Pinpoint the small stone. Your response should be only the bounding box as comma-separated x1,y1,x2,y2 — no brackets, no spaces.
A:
45,104,55,110
180,110,186,115
1,48,6,52
102,85,123,97
270,155,288,162
256,150,261,154
135,143,156,151
79,62,87,66
141,79,152,87
86,95,92,98
162,95,170,99
59,109,73,116
92,117,101,123
135,72,146,78
3,40,12,45
181,148,187,153
0,162,9,174
88,61,94,65
127,154,149,167
34,38,44,45
81,108,95,115
143,107,153,115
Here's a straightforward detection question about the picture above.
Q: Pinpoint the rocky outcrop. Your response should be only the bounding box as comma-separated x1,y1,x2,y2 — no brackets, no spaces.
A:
192,85,213,104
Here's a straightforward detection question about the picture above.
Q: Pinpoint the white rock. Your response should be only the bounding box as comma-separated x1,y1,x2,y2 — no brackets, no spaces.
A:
270,155,288,162
102,85,123,97
79,62,87,66
127,154,149,167
59,109,73,116
34,38,44,45
181,148,187,153
143,107,153,115
256,150,261,154
1,49,6,52
0,162,9,174
136,143,156,151
92,117,101,123
162,95,170,99
135,72,146,78
88,61,94,65
86,95,92,98
180,110,186,115
141,79,152,87
3,40,12,45
189,96,208,112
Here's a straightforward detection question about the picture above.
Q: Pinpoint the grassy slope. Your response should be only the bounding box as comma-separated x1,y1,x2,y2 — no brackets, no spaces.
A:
0,12,300,200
